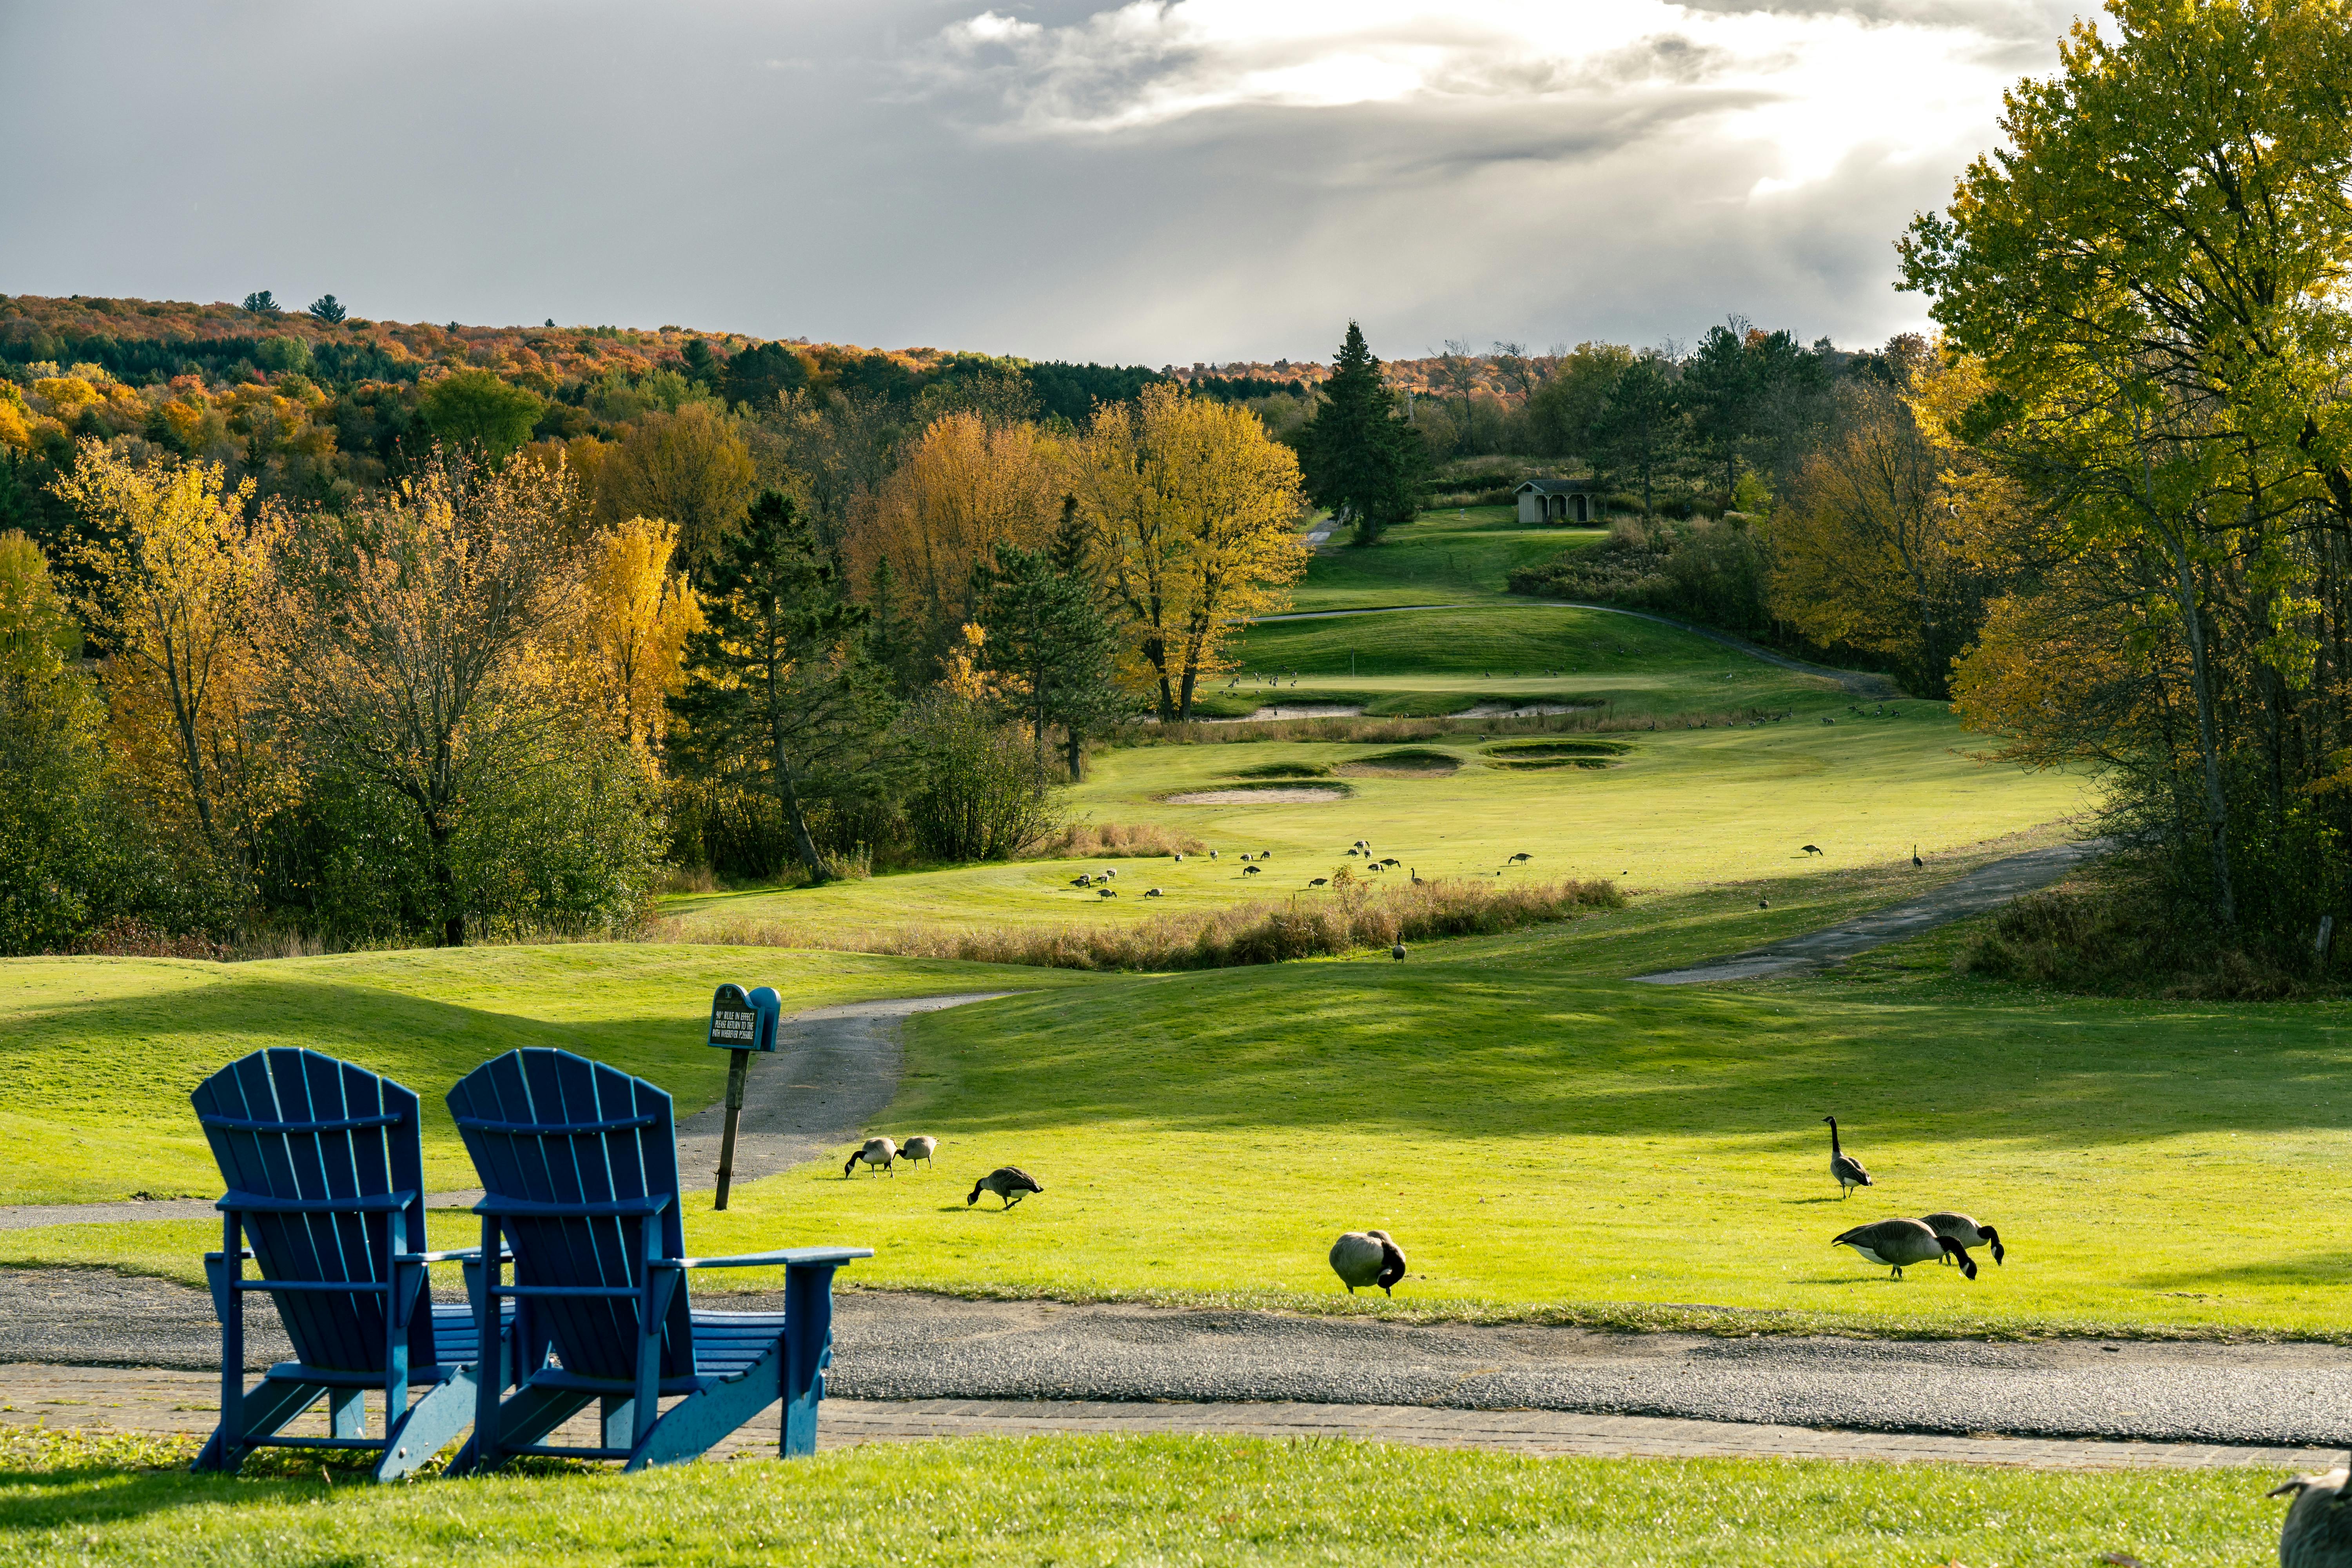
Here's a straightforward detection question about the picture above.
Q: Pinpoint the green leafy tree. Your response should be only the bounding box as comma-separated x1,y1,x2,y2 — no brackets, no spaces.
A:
1593,353,1681,515
668,490,897,881
724,342,807,411
306,294,346,325
976,532,1126,781
1296,322,1426,546
417,369,545,462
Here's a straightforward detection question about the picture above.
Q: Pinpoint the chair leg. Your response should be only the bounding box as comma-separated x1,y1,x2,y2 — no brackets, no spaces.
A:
195,1376,328,1474
328,1388,367,1440
373,1370,480,1482
781,1262,840,1458
449,1386,597,1475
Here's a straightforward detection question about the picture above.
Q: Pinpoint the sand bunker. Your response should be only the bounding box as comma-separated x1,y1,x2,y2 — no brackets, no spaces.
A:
1459,702,1594,717
1197,703,1365,722
1163,786,1350,805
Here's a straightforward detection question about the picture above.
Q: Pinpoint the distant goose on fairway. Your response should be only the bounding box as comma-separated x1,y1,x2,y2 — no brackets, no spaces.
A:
1832,1218,1977,1280
1098,886,1118,898
2271,1453,2352,1567
1244,864,1262,875
1507,852,1532,864
968,1167,1042,1209
1144,887,1164,897
1309,877,1329,887
1802,844,1824,856
1824,1116,1871,1196
845,1136,898,1178
1912,844,1924,868
1759,898,1769,909
1329,1230,1407,1296
1172,853,1183,863
1920,1212,2005,1265
900,1136,938,1169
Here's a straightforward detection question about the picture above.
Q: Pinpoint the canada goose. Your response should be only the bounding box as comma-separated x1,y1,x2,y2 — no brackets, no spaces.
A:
1832,1218,1977,1280
1802,844,1824,856
1209,849,1218,858
1920,1212,2004,1265
1329,1229,1407,1295
900,1135,937,1168
1391,942,1407,961
844,1136,898,1178
1912,844,1924,867
1820,717,1835,725
2271,1453,2352,1566
1507,852,1532,864
1071,874,1091,887
1144,887,1164,897
1309,877,1329,887
1172,853,1183,863
1354,839,1369,849
1759,898,1769,909
1244,865,1262,876
1379,858,1400,868
1098,887,1117,898
1101,866,1117,878
1260,851,1273,860
1824,1116,1871,1196
967,1167,1042,1209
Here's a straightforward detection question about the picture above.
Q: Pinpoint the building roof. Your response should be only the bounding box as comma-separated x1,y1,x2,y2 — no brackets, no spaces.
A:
1515,478,1599,494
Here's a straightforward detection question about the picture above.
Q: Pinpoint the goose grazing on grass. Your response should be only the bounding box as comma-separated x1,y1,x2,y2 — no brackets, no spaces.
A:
1802,844,1824,857
1144,887,1164,897
844,1136,898,1178
1329,1230,1408,1296
1244,865,1262,876
1832,1218,1977,1280
967,1167,1042,1209
2272,1453,2352,1567
900,1136,937,1169
1098,887,1118,898
1920,1212,2004,1265
1912,844,1924,868
1824,1116,1871,1196
1308,877,1328,887
1507,852,1532,864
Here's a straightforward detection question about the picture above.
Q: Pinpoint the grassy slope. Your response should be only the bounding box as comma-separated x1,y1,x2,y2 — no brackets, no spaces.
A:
0,1428,2281,1567
662,697,2090,940
1287,503,1601,612
0,947,1095,1205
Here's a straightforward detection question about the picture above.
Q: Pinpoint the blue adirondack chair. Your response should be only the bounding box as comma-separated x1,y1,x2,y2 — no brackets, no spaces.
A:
191,1048,502,1481
446,1047,870,1472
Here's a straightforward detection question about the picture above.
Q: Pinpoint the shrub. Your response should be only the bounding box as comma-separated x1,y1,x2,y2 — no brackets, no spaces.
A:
901,694,1063,862
1954,873,2330,999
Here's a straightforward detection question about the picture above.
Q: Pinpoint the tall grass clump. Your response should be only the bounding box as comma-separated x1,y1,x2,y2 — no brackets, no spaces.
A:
1025,821,1209,859
655,876,1622,972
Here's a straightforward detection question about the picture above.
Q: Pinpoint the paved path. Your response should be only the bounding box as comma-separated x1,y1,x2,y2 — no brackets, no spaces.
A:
1633,840,2108,985
0,992,1014,1232
3,1363,2332,1474
8,1273,2349,1451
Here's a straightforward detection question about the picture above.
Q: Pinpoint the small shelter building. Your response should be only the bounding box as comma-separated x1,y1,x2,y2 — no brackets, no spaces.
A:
1516,479,1603,525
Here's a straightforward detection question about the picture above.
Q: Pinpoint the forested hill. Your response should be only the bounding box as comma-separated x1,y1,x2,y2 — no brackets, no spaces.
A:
0,292,1315,426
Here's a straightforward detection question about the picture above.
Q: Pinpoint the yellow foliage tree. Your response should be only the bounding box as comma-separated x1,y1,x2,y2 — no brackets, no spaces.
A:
1070,384,1308,719
564,515,702,750
52,445,285,876
850,411,1064,666
594,404,757,571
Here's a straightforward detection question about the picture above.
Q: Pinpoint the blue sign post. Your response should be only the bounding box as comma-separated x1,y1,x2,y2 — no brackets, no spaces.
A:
707,983,780,1210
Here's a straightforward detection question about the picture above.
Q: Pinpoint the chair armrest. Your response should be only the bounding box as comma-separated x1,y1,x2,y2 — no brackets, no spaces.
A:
203,1250,256,1262
471,1194,671,1218
652,1247,875,1271
220,1189,417,1214
394,1249,488,1264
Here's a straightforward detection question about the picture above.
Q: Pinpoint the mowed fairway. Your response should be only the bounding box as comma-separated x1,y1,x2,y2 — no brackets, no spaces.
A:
0,947,1095,1204
1285,503,1602,612
14,911,2352,1341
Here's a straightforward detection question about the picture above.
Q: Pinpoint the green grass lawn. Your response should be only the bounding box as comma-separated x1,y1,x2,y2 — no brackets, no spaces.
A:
1288,503,1600,612
660,690,2091,940
0,947,1096,1205
0,1427,2290,1566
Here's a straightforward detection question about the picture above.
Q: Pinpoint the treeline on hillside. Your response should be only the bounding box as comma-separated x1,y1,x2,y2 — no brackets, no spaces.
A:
0,331,1325,953
1537,2,2352,990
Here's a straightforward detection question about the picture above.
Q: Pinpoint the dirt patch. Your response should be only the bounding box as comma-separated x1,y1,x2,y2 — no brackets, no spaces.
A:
1459,702,1592,717
1163,785,1352,805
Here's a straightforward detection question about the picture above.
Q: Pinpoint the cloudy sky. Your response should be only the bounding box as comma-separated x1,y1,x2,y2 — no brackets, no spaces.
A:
0,1,2072,365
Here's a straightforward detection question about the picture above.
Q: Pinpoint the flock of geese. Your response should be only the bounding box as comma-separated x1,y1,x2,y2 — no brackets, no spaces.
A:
1822,1116,2005,1280
842,1135,1043,1209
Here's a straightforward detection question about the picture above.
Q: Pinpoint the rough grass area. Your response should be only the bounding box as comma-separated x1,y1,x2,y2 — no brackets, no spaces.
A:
0,1426,2288,1567
663,877,1622,973
0,947,1096,1205
1025,821,1207,859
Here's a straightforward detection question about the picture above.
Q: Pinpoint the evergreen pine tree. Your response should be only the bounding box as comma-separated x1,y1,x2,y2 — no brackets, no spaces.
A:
976,536,1126,781
1297,322,1426,546
668,490,898,881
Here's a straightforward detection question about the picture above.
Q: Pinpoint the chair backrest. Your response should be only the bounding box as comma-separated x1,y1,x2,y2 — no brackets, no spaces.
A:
445,1049,694,1383
192,1048,434,1375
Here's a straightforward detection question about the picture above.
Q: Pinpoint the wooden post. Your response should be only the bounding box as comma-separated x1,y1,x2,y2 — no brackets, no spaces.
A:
714,1046,751,1211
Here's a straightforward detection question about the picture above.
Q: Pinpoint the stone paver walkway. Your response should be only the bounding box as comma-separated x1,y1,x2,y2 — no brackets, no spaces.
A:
0,1364,2330,1473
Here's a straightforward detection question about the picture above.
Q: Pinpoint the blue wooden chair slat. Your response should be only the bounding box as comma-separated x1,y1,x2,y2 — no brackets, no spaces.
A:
190,1048,504,1481
448,1047,871,1472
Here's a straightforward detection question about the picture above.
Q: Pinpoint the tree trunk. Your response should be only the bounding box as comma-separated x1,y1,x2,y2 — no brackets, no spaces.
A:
1064,725,1085,782
427,813,465,947
771,728,828,884
2168,543,2236,927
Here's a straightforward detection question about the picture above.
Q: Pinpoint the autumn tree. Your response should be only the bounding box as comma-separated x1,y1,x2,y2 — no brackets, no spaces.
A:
274,453,584,946
418,369,545,461
668,490,898,881
595,403,758,575
1072,383,1309,720
1296,323,1425,546
563,515,702,750
851,410,1063,673
53,446,284,888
